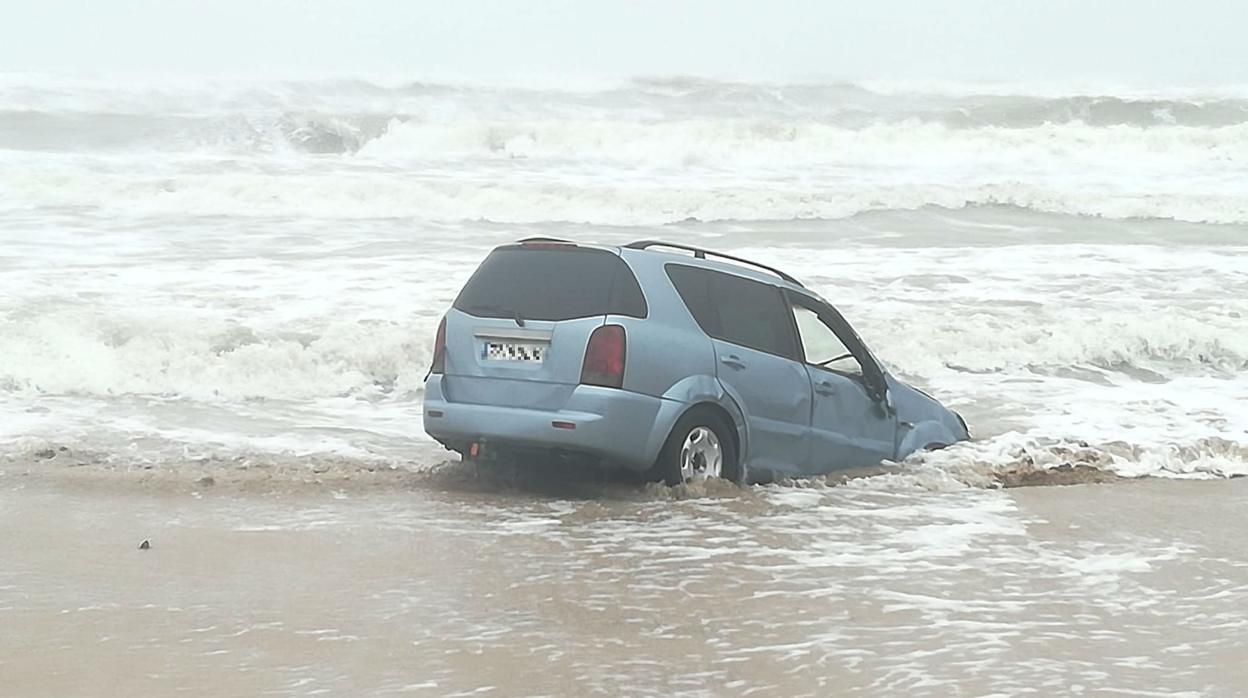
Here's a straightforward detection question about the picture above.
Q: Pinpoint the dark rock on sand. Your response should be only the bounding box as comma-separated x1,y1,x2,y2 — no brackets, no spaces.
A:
995,463,1125,488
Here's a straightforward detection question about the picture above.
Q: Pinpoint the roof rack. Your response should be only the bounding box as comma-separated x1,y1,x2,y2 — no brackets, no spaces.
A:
623,240,804,287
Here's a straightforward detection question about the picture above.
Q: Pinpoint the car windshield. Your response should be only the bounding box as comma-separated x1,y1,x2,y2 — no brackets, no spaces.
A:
453,246,646,322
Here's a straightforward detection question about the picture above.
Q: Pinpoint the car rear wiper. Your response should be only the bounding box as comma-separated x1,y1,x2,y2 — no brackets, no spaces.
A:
464,303,526,327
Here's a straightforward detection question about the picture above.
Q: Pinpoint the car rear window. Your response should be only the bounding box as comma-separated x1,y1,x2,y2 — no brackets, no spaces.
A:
454,246,647,322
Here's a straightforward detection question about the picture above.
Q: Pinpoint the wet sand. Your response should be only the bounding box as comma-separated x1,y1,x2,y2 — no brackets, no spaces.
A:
2,470,1245,697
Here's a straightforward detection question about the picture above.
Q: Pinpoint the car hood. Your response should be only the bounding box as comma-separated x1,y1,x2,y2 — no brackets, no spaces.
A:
885,375,969,441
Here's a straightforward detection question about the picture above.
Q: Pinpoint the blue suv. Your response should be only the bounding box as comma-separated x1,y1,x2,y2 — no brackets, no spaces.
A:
423,239,968,484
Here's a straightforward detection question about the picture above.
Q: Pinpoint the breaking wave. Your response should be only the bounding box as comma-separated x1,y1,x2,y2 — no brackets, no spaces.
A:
356,118,1248,165
868,307,1248,377
0,303,1241,403
0,110,394,155
5,74,1248,127
0,310,435,401
6,107,1248,164
4,76,1247,224
6,170,1248,225
906,435,1248,483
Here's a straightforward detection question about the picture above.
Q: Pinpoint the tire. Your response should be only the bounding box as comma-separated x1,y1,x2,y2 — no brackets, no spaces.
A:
655,410,741,486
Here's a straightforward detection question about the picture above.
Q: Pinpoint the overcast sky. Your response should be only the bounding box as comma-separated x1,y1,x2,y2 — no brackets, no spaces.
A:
3,0,1247,86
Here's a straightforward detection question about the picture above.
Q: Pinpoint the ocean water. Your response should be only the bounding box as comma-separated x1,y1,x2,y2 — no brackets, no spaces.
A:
1,75,1246,696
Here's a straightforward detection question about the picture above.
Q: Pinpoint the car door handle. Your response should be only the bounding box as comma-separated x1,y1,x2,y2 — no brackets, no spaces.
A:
815,380,837,396
719,354,746,370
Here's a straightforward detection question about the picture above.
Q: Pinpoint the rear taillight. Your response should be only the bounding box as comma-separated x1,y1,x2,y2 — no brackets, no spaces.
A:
429,316,447,375
581,325,626,389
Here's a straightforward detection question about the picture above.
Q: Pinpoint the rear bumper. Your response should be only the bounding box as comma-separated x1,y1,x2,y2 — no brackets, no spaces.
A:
422,376,672,471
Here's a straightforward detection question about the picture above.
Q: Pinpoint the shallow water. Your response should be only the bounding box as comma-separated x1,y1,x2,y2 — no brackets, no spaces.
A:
2,471,1246,697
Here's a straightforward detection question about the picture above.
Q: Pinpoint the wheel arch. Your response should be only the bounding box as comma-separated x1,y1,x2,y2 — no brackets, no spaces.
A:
896,419,959,461
643,377,750,480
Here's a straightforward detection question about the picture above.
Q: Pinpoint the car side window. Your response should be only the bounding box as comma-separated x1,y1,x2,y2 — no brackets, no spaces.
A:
709,272,798,359
791,304,864,378
666,264,719,335
666,264,799,360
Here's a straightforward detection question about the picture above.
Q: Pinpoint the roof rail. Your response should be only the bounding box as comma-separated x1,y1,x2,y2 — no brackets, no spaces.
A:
623,240,804,287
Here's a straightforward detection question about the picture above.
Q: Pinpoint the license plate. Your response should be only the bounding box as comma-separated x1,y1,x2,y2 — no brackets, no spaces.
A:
482,341,545,362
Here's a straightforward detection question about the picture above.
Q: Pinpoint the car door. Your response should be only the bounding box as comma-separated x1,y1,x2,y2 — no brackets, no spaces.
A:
666,264,812,475
787,293,897,474
705,270,812,475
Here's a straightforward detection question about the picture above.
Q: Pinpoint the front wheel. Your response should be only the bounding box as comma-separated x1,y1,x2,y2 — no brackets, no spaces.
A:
656,411,741,486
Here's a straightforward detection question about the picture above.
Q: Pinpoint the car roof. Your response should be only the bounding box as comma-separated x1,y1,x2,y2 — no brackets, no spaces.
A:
503,237,810,294
622,246,809,291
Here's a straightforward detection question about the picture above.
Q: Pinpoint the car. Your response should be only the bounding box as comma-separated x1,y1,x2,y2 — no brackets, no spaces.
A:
422,238,969,485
